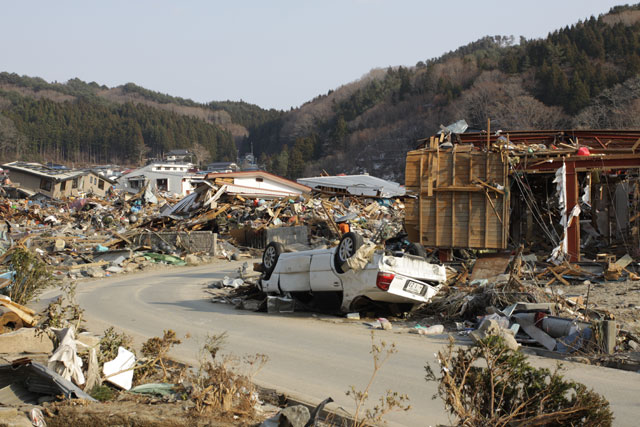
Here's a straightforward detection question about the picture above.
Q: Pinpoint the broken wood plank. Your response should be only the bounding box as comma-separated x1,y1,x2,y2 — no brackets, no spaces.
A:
0,298,36,316
536,267,551,280
615,254,633,269
188,204,230,226
321,202,340,236
472,178,505,195
0,300,37,326
483,190,504,226
548,268,571,286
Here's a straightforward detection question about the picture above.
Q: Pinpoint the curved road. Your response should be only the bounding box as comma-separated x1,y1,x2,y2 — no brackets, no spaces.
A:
53,260,640,426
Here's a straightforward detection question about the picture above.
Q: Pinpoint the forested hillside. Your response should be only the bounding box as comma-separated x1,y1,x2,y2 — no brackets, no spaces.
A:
2,4,640,175
0,74,278,166
248,4,640,181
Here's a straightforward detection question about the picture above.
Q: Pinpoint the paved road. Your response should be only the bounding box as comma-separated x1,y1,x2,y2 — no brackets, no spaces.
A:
54,260,639,426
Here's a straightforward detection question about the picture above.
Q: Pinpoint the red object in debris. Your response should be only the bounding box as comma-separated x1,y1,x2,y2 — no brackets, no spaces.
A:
338,222,350,234
577,146,591,156
534,311,547,328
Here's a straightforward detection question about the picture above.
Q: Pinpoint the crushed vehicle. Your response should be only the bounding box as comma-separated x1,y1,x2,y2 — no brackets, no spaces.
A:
258,232,447,312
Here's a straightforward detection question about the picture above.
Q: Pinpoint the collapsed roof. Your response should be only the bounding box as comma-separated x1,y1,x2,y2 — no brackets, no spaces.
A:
298,174,405,198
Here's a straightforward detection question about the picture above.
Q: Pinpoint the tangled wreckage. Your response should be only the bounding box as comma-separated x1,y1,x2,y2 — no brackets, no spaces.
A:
2,126,640,394
399,127,640,362
248,127,640,365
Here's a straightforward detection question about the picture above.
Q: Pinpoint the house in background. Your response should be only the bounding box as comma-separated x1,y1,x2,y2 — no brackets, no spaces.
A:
2,161,114,198
164,149,192,163
116,161,198,196
205,162,239,174
297,174,406,198
240,152,259,171
205,170,310,199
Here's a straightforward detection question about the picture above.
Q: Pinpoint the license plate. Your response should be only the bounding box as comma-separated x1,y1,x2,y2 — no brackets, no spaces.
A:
404,280,425,295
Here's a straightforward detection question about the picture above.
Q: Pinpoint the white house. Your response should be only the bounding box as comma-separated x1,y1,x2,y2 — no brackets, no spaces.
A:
116,162,198,196
205,170,310,199
164,149,192,162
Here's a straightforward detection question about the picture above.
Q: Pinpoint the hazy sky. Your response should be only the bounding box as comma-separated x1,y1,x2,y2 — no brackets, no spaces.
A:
0,0,630,110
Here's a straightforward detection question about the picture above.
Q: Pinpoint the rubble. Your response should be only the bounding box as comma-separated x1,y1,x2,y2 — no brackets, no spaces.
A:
0,328,54,354
470,319,519,351
102,346,136,390
0,168,409,287
409,246,640,366
47,327,85,386
411,324,444,335
1,138,640,425
0,359,95,403
0,169,416,425
261,404,310,427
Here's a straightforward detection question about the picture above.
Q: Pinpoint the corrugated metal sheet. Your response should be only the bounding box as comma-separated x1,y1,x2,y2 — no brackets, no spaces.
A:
297,174,405,198
0,360,95,403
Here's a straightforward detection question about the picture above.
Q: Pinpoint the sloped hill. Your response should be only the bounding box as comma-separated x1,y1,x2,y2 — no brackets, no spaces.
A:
0,74,277,166
3,4,640,175
250,4,640,182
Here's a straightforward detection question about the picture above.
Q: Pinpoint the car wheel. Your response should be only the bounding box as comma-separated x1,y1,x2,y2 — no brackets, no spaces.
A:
334,232,364,274
407,242,427,258
262,241,284,280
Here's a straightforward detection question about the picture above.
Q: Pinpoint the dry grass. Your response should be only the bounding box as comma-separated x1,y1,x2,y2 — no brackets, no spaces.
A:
346,331,411,427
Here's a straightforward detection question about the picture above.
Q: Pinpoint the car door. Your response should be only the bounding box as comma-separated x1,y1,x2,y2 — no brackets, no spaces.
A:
309,252,342,292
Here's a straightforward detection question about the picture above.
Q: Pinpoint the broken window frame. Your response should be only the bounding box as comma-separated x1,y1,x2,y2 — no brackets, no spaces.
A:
156,178,168,192
39,178,52,191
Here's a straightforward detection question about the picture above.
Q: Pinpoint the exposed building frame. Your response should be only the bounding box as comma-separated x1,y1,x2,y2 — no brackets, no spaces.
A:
409,130,640,262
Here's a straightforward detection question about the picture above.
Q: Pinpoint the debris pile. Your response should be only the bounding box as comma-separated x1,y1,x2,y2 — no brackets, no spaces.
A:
0,175,410,282
410,247,640,369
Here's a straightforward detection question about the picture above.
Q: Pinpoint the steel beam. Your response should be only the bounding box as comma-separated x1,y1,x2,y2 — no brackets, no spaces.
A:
565,162,580,262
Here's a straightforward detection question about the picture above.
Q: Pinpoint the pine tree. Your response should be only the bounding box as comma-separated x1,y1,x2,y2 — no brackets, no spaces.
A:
567,72,590,113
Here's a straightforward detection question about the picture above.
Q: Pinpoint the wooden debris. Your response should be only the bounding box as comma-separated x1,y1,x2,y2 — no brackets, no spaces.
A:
0,299,37,327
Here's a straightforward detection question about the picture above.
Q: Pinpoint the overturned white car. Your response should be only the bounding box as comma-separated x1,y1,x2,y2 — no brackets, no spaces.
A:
259,232,447,312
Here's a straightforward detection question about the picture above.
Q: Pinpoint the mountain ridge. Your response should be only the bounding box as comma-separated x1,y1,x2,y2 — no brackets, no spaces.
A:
2,4,640,177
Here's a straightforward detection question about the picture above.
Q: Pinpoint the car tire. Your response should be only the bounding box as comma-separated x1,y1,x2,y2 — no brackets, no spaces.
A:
407,242,427,258
334,232,364,274
262,241,284,280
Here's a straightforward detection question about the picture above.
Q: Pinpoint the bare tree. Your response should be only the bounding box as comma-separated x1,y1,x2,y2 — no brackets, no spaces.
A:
190,142,211,167
574,76,640,129
454,71,567,130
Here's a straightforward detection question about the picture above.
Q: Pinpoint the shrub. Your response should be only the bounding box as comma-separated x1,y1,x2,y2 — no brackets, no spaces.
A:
425,336,613,426
99,327,134,364
3,247,53,305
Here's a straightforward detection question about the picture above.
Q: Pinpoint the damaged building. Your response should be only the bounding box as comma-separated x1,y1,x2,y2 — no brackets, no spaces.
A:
405,130,640,262
2,162,114,199
116,161,198,196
